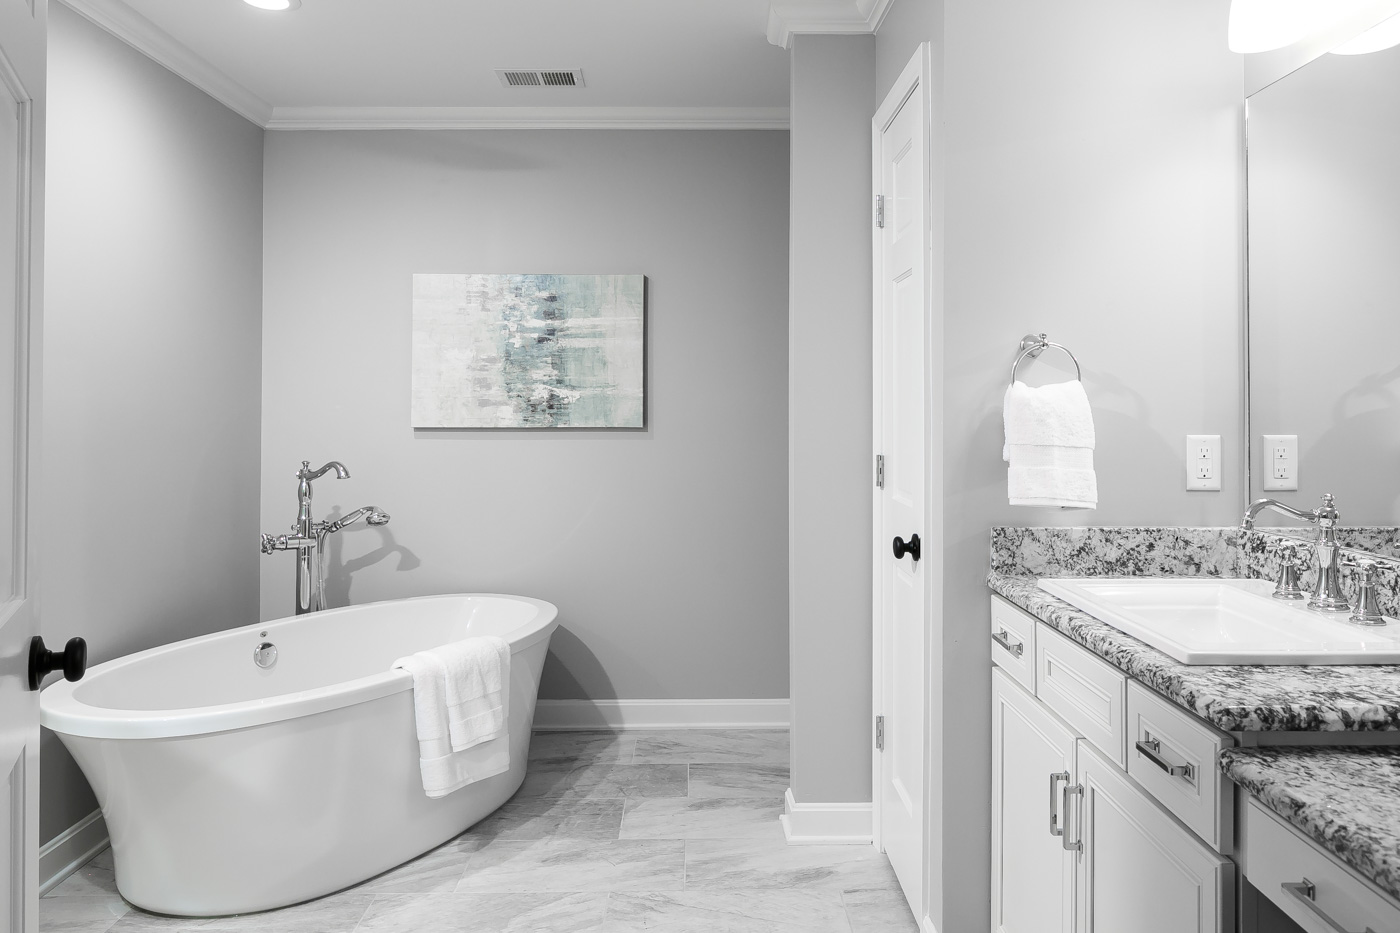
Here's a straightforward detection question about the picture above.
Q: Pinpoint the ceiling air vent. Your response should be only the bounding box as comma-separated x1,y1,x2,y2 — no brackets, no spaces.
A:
496,69,586,88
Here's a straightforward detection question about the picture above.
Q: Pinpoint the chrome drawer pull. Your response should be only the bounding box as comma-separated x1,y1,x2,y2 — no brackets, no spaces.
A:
1281,879,1377,933
1049,771,1068,837
1134,738,1195,781
992,629,1024,658
1061,779,1083,853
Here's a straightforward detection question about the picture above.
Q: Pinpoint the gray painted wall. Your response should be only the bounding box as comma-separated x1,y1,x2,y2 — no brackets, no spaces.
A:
787,34,876,806
41,2,264,843
875,0,1245,927
259,129,790,703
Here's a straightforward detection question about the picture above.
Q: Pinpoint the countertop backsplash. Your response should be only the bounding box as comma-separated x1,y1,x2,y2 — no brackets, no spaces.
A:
991,525,1400,620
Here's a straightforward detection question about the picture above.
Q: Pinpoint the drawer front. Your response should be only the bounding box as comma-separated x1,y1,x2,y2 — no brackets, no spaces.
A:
1035,623,1126,767
990,595,1037,694
1126,681,1233,853
1243,798,1400,933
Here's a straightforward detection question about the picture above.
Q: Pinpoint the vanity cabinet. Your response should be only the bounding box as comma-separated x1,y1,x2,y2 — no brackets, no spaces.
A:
990,596,1234,933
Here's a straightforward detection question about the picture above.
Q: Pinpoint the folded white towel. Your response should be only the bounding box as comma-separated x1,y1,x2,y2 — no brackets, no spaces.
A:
441,636,510,752
1003,379,1097,510
392,646,510,798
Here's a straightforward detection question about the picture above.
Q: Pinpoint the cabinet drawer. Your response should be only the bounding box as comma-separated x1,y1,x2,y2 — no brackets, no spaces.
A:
1243,797,1400,933
1126,681,1233,853
989,595,1037,694
1036,623,1126,767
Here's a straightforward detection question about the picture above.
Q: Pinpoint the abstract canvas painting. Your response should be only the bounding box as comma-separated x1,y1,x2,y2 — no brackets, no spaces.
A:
412,273,645,428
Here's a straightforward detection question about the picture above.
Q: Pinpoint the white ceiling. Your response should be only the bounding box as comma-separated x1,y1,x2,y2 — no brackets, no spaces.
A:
109,0,790,111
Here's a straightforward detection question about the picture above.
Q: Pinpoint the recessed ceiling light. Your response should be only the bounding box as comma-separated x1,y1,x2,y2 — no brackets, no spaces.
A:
244,0,301,10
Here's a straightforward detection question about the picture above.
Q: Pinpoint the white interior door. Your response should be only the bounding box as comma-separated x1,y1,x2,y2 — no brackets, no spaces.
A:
874,48,929,921
0,1,45,930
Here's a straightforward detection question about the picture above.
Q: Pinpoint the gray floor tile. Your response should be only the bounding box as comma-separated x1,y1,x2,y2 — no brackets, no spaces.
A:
843,887,920,933
356,892,607,933
620,797,786,840
37,895,129,933
107,891,372,932
684,839,900,892
457,838,685,892
348,837,483,895
465,797,625,840
688,763,790,798
518,761,687,799
528,731,636,763
46,847,118,898
632,730,789,765
604,891,852,933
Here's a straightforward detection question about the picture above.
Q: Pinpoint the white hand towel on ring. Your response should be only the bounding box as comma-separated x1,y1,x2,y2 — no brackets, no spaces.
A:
1003,378,1097,510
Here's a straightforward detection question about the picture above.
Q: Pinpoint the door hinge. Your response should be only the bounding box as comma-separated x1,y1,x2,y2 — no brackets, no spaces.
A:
875,715,885,751
875,194,885,229
875,454,885,489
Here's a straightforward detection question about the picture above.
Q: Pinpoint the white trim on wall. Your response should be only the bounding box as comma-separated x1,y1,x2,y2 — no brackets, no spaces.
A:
766,0,893,49
265,106,790,131
39,810,108,896
779,788,873,845
56,0,791,131
58,0,274,125
533,699,790,731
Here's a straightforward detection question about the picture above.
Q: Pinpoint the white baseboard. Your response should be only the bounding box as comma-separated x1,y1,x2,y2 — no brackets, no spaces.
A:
532,699,789,731
779,788,873,845
39,810,108,896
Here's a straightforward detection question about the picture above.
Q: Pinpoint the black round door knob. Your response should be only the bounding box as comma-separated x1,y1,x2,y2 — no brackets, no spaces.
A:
892,534,922,562
29,636,87,691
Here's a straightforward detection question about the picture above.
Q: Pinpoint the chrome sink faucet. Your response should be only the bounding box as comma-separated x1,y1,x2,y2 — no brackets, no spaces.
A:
261,461,390,614
1240,493,1349,614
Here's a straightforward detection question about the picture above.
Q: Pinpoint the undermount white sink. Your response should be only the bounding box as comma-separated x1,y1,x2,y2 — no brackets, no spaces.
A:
1037,577,1400,665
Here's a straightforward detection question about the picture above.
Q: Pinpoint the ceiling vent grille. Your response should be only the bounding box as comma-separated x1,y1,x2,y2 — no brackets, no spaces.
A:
496,69,585,88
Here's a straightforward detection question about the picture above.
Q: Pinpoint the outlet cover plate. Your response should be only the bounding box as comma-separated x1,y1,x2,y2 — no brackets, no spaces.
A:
1263,434,1298,491
1186,434,1221,491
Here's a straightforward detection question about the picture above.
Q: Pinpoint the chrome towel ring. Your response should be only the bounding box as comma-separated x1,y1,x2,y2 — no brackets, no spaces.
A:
1010,333,1082,384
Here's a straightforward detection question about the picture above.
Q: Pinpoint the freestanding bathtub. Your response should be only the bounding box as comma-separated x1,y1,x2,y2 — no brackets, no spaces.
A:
40,594,558,917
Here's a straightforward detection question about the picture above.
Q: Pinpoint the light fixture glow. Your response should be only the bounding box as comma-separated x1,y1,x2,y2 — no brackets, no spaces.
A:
1331,12,1400,53
243,0,300,10
1228,0,1331,53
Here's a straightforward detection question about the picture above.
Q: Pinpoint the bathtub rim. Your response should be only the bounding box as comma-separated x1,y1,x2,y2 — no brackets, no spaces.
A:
39,593,558,741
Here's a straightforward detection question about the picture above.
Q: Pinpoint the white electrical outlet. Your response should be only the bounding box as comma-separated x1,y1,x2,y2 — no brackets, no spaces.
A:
1186,435,1221,491
1263,434,1298,491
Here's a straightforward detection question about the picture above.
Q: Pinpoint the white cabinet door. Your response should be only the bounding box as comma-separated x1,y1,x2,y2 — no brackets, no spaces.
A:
991,668,1077,933
1075,741,1233,933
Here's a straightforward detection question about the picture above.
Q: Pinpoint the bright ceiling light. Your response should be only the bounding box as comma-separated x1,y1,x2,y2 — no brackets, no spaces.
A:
1331,12,1400,53
243,0,301,10
1228,0,1331,53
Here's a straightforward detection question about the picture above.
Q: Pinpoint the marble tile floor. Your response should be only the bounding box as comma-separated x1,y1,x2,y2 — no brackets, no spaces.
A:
40,729,917,933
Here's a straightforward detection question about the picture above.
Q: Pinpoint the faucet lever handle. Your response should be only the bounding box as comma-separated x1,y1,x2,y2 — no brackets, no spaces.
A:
1267,540,1311,601
1340,556,1387,626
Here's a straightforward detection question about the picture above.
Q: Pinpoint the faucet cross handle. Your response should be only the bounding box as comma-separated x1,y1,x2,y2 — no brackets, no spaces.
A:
1341,555,1388,626
1267,541,1311,601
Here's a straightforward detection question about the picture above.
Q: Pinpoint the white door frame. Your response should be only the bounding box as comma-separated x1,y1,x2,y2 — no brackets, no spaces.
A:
870,40,939,927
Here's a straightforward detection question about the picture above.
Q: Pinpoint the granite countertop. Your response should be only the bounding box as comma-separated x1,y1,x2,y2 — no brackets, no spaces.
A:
1221,746,1400,901
989,571,1400,732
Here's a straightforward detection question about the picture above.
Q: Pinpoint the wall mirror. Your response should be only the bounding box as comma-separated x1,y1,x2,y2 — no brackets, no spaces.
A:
1246,26,1400,556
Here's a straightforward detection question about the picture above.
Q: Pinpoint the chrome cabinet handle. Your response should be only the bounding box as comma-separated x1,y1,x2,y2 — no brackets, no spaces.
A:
1281,880,1376,933
1049,771,1068,837
1134,738,1195,781
1060,779,1082,853
992,629,1024,658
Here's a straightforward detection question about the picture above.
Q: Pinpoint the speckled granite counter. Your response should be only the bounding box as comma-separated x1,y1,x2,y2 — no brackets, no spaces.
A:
1221,746,1400,901
989,572,1400,732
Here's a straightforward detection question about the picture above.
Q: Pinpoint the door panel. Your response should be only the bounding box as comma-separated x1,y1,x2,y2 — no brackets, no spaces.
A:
876,62,927,920
1076,742,1232,933
991,668,1077,933
0,0,45,928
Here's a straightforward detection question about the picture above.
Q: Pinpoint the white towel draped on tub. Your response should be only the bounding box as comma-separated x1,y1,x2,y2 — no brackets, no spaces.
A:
1003,379,1097,510
392,636,511,798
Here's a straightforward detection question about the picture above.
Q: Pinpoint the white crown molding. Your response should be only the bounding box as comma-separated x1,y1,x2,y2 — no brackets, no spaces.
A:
532,698,791,730
266,106,790,130
766,0,893,48
58,0,274,126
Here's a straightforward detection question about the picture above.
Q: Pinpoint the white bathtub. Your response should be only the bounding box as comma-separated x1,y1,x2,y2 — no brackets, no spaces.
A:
40,594,558,917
